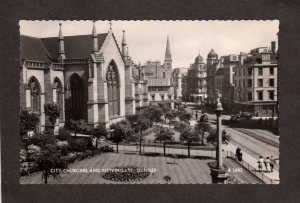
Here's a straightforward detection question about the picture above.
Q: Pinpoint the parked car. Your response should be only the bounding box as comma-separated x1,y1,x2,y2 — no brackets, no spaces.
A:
240,112,252,119
230,114,240,122
200,113,209,122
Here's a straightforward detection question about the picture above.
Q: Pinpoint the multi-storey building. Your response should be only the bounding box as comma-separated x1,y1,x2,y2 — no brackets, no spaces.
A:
233,41,278,117
206,49,220,106
186,53,207,103
19,22,148,130
221,55,240,111
172,67,188,100
143,37,175,109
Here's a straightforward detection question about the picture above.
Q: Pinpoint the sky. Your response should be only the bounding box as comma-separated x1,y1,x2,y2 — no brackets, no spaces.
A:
20,20,279,68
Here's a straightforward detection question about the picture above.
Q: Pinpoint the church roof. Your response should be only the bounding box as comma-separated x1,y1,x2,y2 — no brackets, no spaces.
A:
20,33,108,62
41,33,108,60
20,35,52,62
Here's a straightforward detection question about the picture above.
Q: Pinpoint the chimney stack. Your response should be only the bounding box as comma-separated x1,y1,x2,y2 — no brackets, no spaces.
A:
271,41,276,53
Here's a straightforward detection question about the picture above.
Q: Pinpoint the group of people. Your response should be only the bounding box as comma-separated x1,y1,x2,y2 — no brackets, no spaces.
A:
257,155,277,172
235,146,243,162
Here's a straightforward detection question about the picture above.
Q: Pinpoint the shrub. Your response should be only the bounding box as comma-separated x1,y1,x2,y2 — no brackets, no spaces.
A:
68,138,89,152
57,128,71,141
28,130,56,148
19,108,40,136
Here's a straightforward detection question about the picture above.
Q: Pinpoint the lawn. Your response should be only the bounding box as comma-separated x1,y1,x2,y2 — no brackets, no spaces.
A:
20,153,213,184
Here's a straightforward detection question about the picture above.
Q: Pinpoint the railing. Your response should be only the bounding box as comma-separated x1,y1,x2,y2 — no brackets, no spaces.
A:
227,151,276,184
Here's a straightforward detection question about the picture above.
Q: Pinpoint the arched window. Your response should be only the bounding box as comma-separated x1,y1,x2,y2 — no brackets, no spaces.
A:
67,74,84,120
28,77,41,112
106,63,120,117
54,78,63,118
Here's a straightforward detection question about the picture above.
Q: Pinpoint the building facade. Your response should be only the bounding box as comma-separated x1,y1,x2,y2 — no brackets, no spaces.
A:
172,67,188,100
143,37,175,109
186,53,207,103
233,42,278,117
20,22,148,130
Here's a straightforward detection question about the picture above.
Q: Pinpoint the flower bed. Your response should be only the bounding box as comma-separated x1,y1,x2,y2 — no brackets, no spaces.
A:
102,166,151,182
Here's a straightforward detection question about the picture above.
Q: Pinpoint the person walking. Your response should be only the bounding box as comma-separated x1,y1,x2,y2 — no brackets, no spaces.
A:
265,157,271,172
270,156,276,172
258,156,264,172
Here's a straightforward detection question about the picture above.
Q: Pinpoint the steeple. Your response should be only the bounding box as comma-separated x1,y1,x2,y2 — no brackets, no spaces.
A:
58,23,65,60
92,21,98,53
164,36,172,69
122,30,128,57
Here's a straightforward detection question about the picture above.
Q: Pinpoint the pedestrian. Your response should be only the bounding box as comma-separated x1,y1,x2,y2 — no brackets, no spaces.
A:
236,146,241,157
265,157,270,172
270,155,276,172
257,156,264,172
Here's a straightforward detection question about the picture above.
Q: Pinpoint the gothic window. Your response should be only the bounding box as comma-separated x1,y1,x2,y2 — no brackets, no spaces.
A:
28,77,41,112
106,64,120,117
68,74,84,120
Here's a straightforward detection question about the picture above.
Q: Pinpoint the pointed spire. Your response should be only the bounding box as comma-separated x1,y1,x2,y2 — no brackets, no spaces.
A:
165,36,172,61
92,21,98,53
58,23,63,39
58,23,65,60
122,30,127,45
92,20,97,37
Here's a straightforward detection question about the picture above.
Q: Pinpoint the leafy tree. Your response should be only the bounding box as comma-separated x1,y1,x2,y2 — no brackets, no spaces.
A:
67,119,87,137
36,144,67,184
159,103,171,123
179,127,200,158
28,130,56,148
165,110,178,127
19,108,40,137
142,105,162,126
44,102,61,128
174,121,190,134
206,129,231,145
110,122,127,153
90,124,107,149
195,121,212,145
154,126,174,156
177,110,192,122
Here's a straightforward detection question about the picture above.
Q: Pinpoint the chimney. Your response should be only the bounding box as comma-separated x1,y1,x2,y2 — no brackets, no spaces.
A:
271,41,276,53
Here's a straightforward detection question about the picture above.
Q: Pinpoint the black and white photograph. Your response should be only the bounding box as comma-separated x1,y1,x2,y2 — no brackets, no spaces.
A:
18,20,279,184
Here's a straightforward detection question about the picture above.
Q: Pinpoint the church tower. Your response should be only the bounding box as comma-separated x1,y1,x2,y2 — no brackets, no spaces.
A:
163,36,172,69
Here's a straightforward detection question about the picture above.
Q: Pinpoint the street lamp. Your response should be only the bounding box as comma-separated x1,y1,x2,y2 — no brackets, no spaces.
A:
210,90,228,184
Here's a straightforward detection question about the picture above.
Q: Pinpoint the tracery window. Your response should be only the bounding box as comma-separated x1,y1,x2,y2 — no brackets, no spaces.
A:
28,77,41,112
106,64,120,117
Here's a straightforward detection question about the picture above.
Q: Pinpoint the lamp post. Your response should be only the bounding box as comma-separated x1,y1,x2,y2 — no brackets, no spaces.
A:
210,90,228,184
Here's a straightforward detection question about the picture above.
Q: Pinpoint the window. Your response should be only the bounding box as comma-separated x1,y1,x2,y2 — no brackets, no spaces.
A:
269,78,274,87
106,64,120,117
257,91,263,101
258,79,263,87
258,68,263,75
239,69,241,76
248,68,252,76
243,80,245,88
269,91,274,100
151,95,155,101
28,77,41,112
163,72,166,78
161,95,165,101
248,92,252,101
248,79,252,88
269,67,274,75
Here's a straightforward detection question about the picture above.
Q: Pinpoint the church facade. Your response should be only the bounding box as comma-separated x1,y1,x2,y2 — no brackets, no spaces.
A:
20,22,148,130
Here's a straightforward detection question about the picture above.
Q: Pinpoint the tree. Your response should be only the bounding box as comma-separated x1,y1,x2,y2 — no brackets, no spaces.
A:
159,103,171,123
195,121,212,145
19,108,40,137
178,110,192,122
174,121,190,134
67,119,87,137
90,124,107,149
35,144,67,184
110,122,127,153
179,127,200,158
154,126,174,156
165,110,178,127
44,103,61,128
142,105,162,126
206,129,231,145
